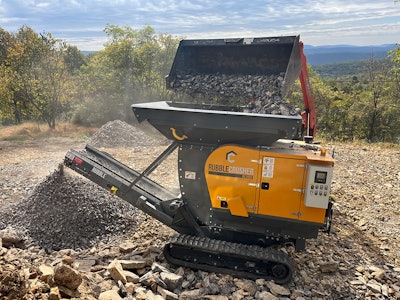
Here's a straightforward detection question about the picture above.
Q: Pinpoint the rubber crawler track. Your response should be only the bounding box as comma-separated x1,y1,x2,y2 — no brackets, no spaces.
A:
163,234,293,284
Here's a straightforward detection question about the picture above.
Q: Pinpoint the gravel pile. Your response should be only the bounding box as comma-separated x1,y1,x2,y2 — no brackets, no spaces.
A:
1,136,400,299
169,73,298,115
0,166,139,251
88,120,168,148
0,120,170,252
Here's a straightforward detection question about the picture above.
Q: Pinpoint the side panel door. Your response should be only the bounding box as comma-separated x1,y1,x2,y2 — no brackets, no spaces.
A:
205,145,260,216
257,155,305,220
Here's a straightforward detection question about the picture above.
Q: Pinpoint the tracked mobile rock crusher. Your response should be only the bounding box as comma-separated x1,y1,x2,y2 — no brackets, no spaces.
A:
64,35,334,283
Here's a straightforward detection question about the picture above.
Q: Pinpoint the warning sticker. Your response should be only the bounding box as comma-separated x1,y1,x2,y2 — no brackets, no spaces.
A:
262,157,275,178
185,171,196,180
92,167,106,178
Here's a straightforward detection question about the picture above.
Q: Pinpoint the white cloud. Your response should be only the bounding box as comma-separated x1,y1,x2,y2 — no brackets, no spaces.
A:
62,35,108,51
36,2,51,8
0,0,399,49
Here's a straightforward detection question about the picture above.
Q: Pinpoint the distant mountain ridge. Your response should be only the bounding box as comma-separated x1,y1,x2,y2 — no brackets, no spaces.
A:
304,44,396,65
82,44,396,68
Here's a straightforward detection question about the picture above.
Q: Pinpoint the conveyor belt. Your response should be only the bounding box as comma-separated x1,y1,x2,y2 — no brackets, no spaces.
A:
65,145,177,201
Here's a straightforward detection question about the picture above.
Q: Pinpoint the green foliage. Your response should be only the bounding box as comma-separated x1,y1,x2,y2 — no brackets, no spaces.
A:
64,45,87,74
0,26,77,128
313,59,392,79
297,50,400,143
72,25,181,126
0,24,398,143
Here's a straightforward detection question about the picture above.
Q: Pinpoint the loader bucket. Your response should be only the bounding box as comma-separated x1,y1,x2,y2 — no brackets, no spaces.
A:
166,35,301,97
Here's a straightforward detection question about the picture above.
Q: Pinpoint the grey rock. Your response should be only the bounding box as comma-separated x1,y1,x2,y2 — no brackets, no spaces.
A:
123,270,140,283
119,259,146,270
266,281,290,296
160,271,183,291
157,285,179,300
169,74,297,116
319,261,339,273
53,263,82,290
178,289,201,300
235,279,258,296
256,291,278,300
98,290,123,300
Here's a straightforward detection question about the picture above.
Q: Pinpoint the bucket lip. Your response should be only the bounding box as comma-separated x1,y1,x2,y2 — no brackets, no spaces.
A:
178,35,300,45
132,101,302,121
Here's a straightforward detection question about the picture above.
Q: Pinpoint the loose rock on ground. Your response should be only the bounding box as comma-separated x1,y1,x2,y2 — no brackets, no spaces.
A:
0,120,399,299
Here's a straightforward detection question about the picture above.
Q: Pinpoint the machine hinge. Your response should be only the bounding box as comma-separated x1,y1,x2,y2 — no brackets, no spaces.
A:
291,211,302,217
296,164,305,168
293,188,304,193
250,159,261,164
248,183,260,188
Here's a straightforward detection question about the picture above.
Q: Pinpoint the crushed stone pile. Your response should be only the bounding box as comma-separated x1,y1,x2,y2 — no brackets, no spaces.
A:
1,138,400,299
88,120,168,148
169,73,299,116
0,166,139,251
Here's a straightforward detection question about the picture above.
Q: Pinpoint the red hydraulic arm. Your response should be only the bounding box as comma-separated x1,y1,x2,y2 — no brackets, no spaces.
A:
298,41,317,142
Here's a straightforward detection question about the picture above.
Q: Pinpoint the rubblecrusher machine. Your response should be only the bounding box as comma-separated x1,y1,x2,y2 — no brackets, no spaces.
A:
65,35,334,283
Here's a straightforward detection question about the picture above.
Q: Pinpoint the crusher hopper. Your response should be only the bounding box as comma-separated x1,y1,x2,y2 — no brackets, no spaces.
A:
65,35,334,284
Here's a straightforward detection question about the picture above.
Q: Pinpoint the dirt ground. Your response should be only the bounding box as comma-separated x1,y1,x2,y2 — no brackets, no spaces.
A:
0,137,85,208
0,133,400,299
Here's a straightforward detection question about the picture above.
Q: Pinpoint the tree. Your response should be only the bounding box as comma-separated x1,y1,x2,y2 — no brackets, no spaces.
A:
73,25,181,126
0,26,77,128
361,56,389,141
380,45,400,143
286,66,350,141
0,28,11,64
64,45,87,74
288,47,400,143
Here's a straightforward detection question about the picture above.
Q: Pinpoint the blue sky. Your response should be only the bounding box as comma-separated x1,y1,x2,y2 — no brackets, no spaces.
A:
1,0,399,50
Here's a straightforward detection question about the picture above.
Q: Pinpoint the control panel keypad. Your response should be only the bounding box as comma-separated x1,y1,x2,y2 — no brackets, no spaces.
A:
304,165,333,209
310,184,329,197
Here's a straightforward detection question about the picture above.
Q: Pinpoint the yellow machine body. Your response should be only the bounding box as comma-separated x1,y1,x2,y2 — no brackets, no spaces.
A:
205,140,334,225
65,35,336,282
